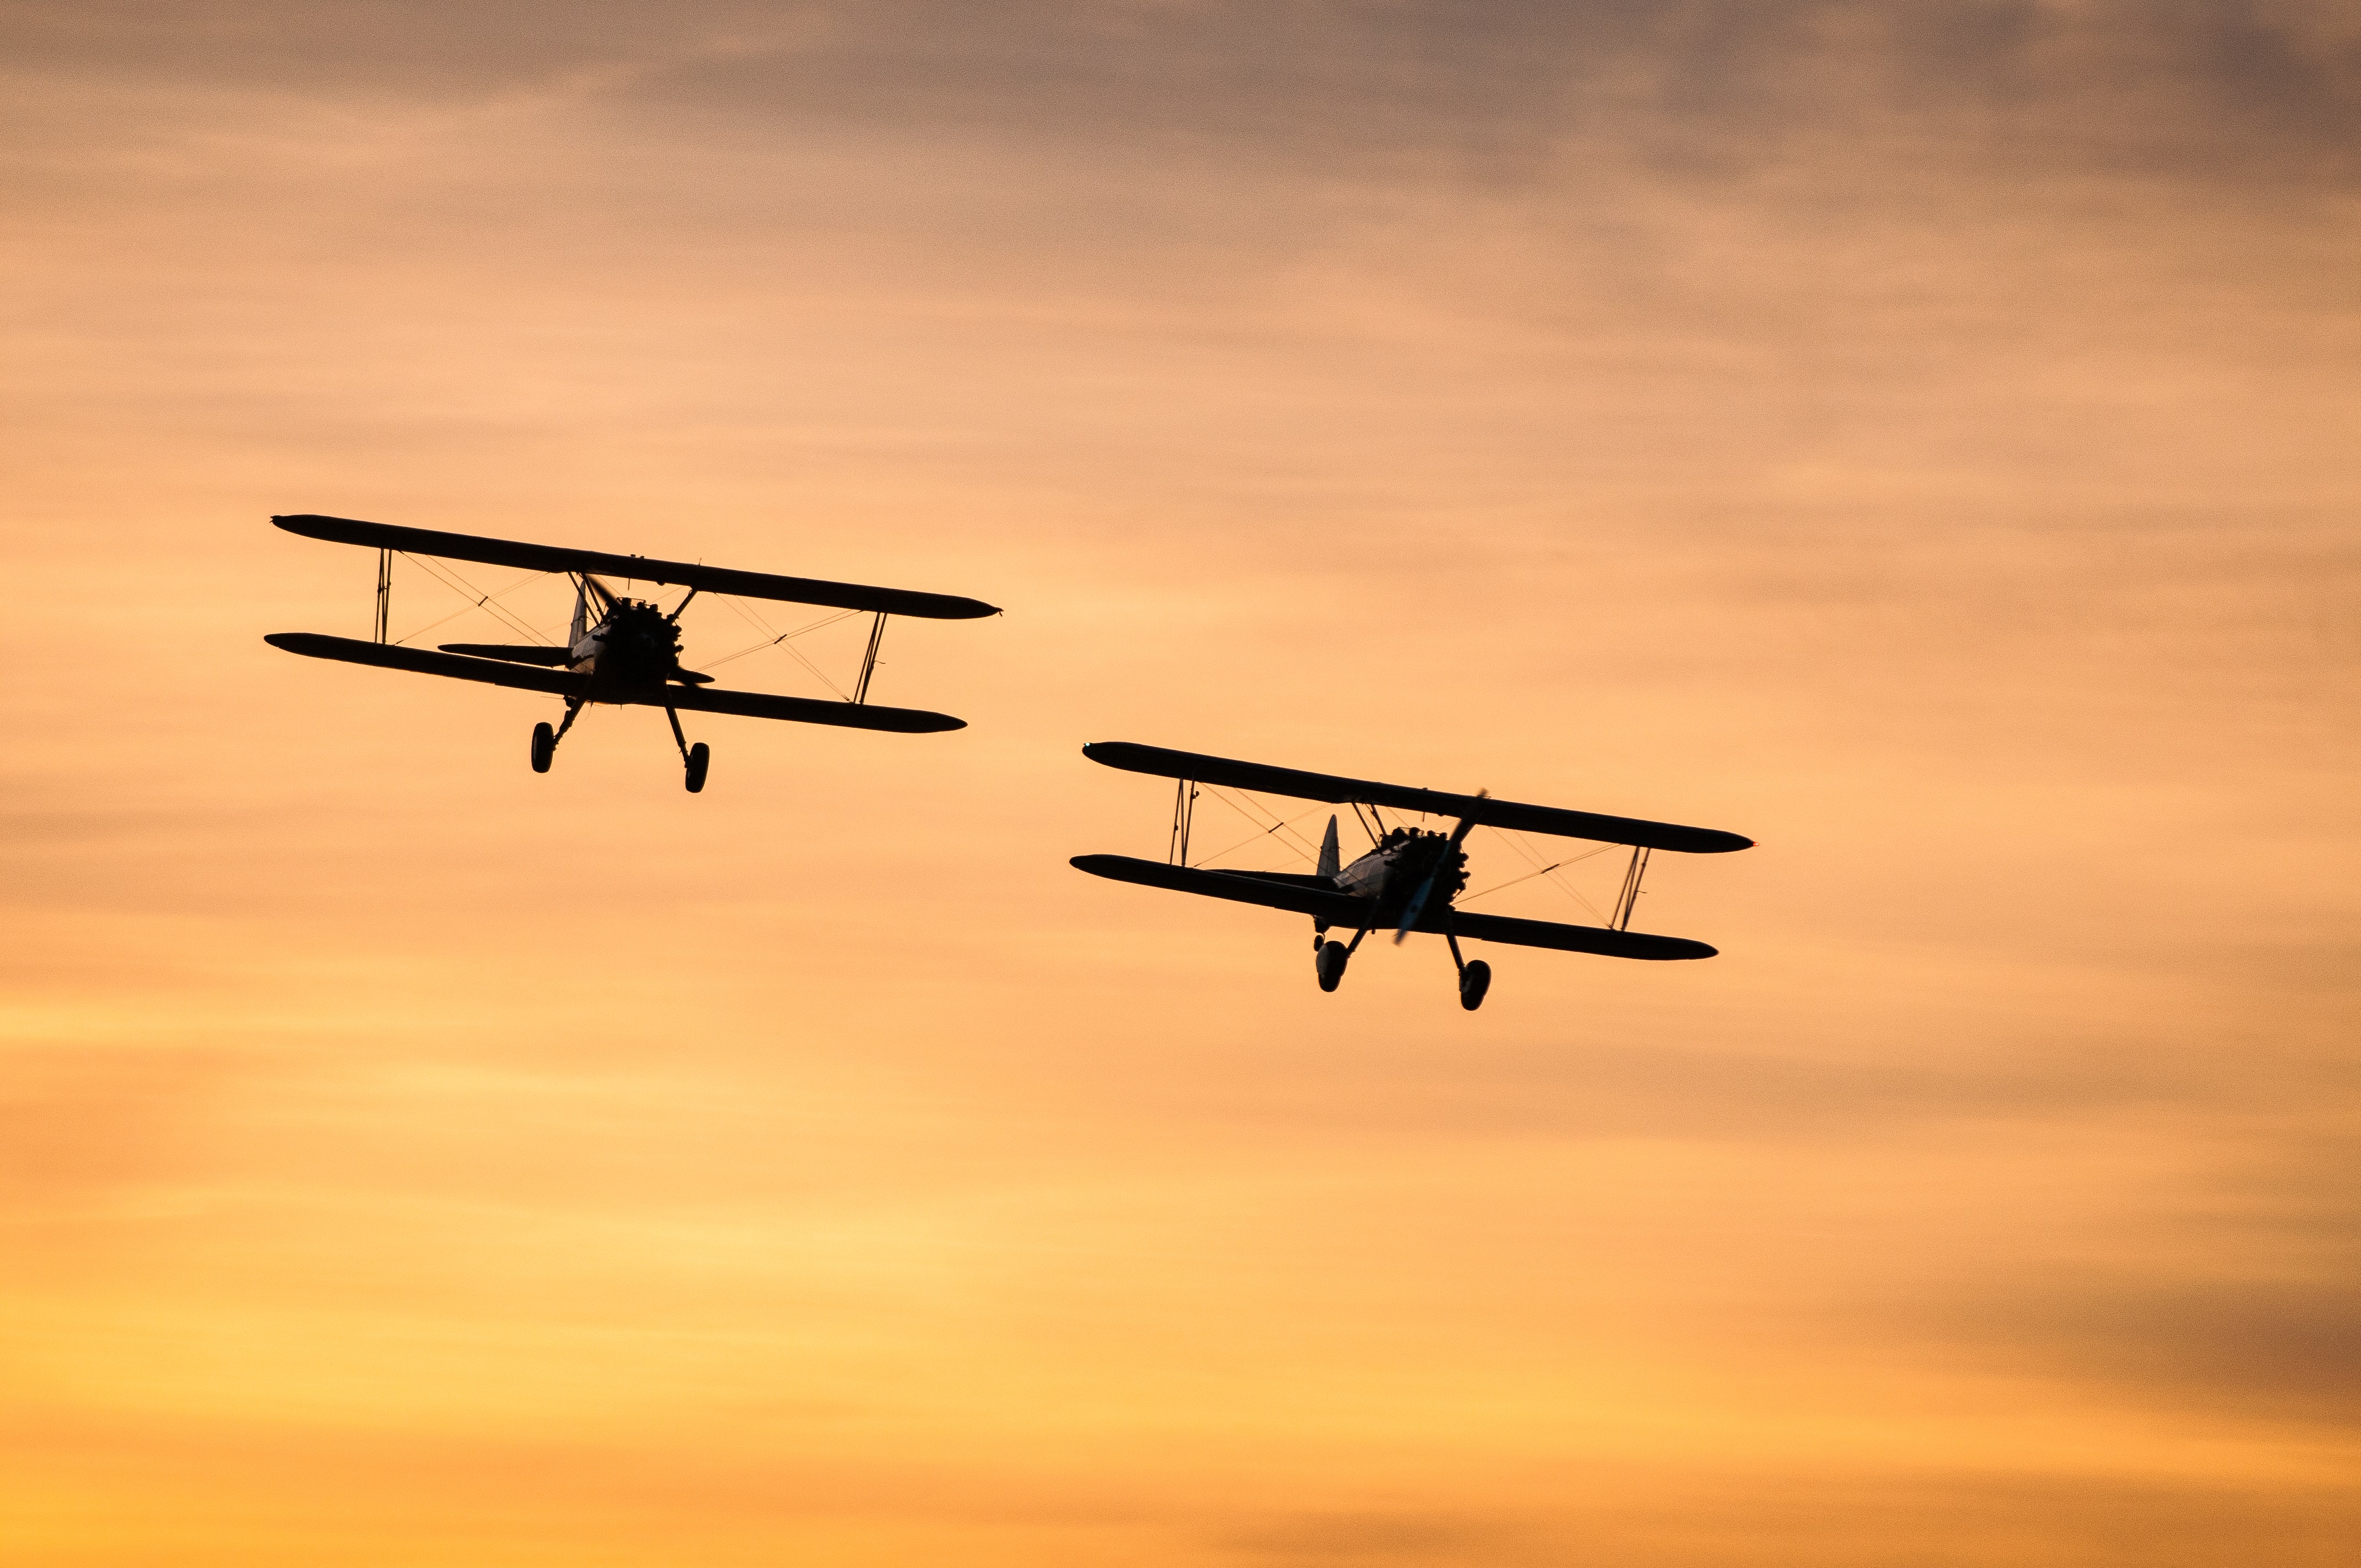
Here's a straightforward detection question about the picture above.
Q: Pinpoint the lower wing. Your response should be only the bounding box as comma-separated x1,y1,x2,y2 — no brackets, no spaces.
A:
1070,855,1367,922
1070,854,1716,960
266,634,964,733
1444,909,1717,961
662,682,963,733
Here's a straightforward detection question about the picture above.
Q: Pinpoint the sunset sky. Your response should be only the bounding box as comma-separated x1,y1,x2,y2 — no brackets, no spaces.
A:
4,4,2358,1563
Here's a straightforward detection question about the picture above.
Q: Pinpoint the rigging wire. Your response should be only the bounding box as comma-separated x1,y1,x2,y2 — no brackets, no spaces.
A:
1457,841,1615,905
716,592,779,638
1190,786,1324,865
392,554,545,643
381,559,879,703
1486,826,1615,925
699,597,856,698
701,608,863,668
1187,794,1332,870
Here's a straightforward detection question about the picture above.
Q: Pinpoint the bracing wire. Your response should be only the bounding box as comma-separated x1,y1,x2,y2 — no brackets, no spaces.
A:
1189,786,1325,866
1188,793,1333,870
693,597,859,698
387,558,874,701
701,608,863,668
391,556,547,644
1486,826,1615,925
1457,840,1616,905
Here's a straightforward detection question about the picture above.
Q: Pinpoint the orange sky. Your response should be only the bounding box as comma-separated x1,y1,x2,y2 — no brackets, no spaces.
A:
5,4,2359,1564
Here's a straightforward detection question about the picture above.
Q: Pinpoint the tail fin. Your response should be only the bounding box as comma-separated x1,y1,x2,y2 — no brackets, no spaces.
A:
567,576,589,647
1317,814,1341,880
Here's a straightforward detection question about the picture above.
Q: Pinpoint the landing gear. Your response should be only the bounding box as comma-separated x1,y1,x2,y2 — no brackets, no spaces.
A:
1445,922,1490,1011
531,700,584,775
1312,924,1370,994
665,706,710,794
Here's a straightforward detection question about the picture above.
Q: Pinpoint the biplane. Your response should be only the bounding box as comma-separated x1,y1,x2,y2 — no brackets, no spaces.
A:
265,514,997,791
1071,743,1751,1010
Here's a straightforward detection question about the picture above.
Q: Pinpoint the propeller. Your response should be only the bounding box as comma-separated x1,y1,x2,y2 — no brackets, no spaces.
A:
1394,790,1486,944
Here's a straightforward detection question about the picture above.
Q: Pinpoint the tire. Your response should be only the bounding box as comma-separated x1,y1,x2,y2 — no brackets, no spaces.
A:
530,721,555,774
684,741,710,793
1315,940,1348,993
1458,959,1492,1012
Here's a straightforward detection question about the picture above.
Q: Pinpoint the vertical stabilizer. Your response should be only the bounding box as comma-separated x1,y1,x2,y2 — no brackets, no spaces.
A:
567,576,589,647
1317,814,1341,880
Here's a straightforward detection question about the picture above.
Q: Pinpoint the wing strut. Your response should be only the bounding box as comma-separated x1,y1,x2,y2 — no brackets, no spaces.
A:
853,613,889,704
1610,846,1652,931
1169,777,1199,865
373,548,393,644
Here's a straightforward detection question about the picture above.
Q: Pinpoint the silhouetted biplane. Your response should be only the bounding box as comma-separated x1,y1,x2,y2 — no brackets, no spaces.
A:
266,515,996,792
1072,743,1751,1009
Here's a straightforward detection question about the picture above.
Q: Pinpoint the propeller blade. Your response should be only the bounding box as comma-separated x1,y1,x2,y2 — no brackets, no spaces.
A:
1392,873,1438,944
1395,792,1486,945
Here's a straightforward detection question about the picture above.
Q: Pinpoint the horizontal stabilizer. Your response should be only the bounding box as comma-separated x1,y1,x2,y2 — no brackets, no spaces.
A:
269,633,583,696
439,643,571,666
266,633,964,732
273,514,1000,620
1082,742,1750,853
1069,854,1717,960
1070,855,1363,922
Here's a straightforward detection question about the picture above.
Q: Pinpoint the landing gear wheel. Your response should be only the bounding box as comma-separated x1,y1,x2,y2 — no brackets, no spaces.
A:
683,741,710,794
1315,940,1349,993
1458,959,1492,1012
530,721,555,774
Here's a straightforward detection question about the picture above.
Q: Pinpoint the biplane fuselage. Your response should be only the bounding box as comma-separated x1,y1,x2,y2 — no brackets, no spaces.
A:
561,590,700,701
1332,829,1466,924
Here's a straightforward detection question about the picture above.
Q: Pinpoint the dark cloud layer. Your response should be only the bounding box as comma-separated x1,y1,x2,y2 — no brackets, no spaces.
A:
8,2,2358,187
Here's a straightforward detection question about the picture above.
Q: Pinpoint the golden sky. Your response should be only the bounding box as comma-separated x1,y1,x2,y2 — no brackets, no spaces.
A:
5,4,2358,1563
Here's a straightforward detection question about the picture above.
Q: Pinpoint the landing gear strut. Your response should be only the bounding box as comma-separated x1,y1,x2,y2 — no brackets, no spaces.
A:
1313,924,1370,993
1445,921,1491,1011
531,700,584,774
665,706,710,794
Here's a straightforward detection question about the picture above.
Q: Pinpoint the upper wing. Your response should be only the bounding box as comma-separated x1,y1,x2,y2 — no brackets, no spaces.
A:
267,633,585,696
274,514,1000,620
267,633,965,732
1445,909,1716,961
1082,742,1752,853
1070,855,1368,922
